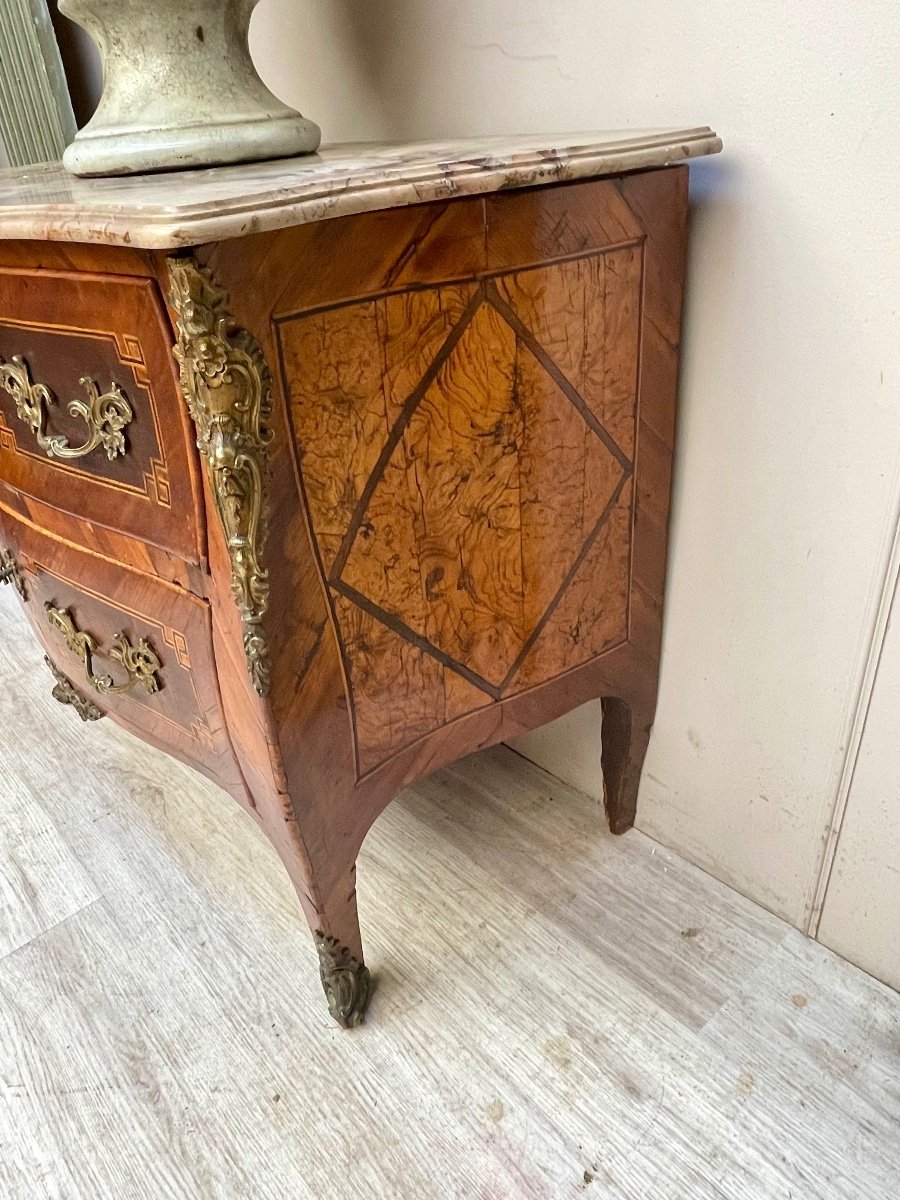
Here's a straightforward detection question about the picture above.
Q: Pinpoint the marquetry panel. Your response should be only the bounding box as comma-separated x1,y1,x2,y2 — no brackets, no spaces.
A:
332,592,492,773
280,283,477,573
0,266,203,565
279,235,642,774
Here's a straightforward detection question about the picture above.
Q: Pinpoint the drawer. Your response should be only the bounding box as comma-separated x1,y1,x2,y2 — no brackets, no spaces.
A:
0,503,239,791
0,267,203,565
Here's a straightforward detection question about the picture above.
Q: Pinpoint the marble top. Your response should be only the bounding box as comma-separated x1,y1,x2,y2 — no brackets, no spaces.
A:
0,128,721,250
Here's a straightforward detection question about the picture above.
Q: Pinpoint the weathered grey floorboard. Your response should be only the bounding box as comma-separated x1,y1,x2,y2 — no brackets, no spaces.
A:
0,584,898,1199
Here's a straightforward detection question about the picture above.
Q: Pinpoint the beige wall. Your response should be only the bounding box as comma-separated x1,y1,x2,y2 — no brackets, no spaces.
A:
249,1,392,143
817,559,900,992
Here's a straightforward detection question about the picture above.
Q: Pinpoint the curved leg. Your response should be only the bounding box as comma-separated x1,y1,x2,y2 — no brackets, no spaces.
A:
315,929,371,1030
601,694,655,835
311,863,371,1029
287,851,371,1028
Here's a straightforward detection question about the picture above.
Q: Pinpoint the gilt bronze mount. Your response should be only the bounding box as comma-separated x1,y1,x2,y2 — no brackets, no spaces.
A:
0,546,26,599
44,603,162,696
314,933,372,1029
0,354,133,462
45,657,105,722
168,254,273,696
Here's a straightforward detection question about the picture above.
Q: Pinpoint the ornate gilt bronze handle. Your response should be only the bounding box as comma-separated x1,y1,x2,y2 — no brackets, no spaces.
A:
0,546,26,599
44,603,162,696
168,255,272,695
45,657,104,722
0,354,133,462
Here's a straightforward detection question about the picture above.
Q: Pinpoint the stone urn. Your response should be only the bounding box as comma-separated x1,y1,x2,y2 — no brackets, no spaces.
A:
59,0,321,177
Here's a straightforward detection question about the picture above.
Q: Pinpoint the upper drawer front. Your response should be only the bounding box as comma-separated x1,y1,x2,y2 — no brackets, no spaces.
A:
0,268,202,564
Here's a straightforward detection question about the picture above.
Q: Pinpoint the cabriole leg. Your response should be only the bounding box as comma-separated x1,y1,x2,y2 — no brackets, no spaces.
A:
294,860,371,1028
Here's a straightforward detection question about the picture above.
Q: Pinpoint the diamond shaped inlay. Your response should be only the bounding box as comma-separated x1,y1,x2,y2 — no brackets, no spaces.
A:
337,291,629,690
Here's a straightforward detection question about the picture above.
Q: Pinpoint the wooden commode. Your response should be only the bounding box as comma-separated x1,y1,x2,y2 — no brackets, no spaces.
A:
0,130,721,1026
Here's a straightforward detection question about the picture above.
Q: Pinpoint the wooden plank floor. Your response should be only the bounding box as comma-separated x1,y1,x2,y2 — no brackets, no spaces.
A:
0,582,898,1199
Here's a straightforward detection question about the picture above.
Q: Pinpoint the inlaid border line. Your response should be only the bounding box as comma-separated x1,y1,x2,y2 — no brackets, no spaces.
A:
272,238,645,326
483,280,633,473
495,470,632,695
328,284,486,582
329,578,501,701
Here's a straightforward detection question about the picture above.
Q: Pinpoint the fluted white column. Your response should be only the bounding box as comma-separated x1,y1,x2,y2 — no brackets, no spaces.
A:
0,0,76,167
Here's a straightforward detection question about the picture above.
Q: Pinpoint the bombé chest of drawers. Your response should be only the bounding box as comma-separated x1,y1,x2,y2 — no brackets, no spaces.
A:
0,130,721,1026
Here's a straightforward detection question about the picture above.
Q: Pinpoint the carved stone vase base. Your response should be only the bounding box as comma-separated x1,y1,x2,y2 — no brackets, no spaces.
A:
64,115,322,179
58,0,321,177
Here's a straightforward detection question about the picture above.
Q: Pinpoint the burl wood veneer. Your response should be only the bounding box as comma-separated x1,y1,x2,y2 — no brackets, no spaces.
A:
0,133,720,1025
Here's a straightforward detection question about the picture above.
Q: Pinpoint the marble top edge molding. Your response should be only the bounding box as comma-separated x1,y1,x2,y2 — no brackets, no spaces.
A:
0,127,721,249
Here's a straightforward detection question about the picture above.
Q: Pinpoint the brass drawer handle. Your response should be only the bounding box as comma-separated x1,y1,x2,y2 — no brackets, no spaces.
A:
44,603,163,696
0,354,133,462
0,546,26,599
45,657,105,722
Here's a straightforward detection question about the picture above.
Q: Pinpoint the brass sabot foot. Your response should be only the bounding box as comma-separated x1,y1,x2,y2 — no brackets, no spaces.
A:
315,933,371,1029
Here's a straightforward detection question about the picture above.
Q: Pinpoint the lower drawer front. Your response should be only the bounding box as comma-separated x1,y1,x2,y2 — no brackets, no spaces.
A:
0,506,239,790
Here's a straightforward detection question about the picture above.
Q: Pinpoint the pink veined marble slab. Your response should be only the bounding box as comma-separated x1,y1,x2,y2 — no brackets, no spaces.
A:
0,129,721,250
